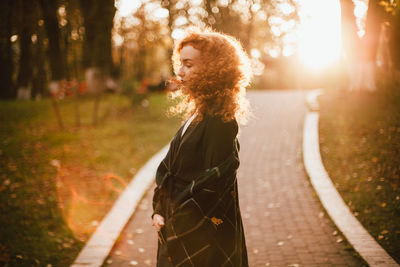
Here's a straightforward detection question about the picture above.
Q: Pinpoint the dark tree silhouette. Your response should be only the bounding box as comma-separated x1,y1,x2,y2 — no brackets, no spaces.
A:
31,19,47,99
0,0,15,99
389,10,400,72
80,0,115,75
16,0,35,99
39,0,65,83
79,0,115,125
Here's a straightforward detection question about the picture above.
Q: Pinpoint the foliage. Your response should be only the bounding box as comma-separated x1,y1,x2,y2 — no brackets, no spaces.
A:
113,0,300,86
120,78,149,105
319,83,400,263
0,93,181,266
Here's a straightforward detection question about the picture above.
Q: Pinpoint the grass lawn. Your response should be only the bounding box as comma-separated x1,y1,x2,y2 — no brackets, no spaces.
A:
0,93,181,266
319,85,400,263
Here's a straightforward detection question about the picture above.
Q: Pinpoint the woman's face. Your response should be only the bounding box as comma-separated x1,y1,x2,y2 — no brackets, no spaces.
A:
177,45,201,84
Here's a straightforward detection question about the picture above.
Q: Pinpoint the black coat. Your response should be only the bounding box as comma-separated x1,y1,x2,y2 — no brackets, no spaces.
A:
152,114,248,267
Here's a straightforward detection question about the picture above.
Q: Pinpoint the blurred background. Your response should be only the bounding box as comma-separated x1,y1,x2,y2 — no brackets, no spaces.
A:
1,0,400,266
1,0,399,100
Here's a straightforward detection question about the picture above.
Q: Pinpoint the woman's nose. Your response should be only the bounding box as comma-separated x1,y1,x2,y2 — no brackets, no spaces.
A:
177,67,184,79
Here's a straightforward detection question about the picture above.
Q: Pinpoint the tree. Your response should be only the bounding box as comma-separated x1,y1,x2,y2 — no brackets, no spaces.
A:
340,0,361,91
39,0,66,89
80,0,116,125
340,0,386,91
385,2,400,78
31,19,47,99
361,0,385,91
16,0,36,99
0,0,16,99
80,0,115,87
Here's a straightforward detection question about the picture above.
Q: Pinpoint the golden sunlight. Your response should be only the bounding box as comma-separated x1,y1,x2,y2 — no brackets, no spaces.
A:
114,0,366,72
115,0,141,17
297,0,342,70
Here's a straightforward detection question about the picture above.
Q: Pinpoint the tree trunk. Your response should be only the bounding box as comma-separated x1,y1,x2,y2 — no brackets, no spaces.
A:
339,0,361,91
39,0,65,130
32,19,47,100
17,1,35,100
80,0,115,76
40,0,65,81
388,9,400,80
0,0,16,99
80,0,115,125
359,0,385,91
166,0,176,75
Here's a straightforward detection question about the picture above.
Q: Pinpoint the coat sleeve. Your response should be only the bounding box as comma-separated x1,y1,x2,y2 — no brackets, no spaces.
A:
152,162,166,219
203,116,238,170
152,141,174,219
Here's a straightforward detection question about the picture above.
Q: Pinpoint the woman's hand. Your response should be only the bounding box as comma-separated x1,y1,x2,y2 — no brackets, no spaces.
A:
152,214,165,231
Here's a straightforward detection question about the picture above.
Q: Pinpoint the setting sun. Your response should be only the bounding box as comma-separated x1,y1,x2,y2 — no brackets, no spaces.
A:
297,0,342,70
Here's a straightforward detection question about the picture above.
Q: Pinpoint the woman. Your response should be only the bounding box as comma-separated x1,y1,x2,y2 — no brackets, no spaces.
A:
152,27,252,267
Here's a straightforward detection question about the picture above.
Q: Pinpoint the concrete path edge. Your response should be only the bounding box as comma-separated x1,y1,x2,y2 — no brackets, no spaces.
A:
303,90,399,267
71,145,169,267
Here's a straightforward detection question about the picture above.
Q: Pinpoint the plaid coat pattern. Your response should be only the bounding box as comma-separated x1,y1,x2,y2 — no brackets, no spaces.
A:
152,115,248,267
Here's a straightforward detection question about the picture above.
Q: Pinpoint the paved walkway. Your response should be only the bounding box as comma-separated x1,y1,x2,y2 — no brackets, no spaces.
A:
104,90,365,267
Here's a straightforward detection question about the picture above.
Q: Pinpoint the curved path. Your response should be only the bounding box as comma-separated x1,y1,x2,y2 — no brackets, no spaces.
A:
104,90,365,267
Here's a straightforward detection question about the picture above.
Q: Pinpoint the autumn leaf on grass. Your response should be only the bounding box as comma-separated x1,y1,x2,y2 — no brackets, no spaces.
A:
381,230,389,235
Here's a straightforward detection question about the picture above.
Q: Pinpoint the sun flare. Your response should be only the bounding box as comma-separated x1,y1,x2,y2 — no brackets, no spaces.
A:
298,0,342,70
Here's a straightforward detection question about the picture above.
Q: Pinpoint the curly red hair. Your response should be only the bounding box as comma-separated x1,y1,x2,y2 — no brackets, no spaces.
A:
169,27,252,124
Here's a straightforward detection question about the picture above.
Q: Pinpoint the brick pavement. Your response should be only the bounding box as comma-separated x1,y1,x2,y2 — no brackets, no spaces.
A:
104,90,365,267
